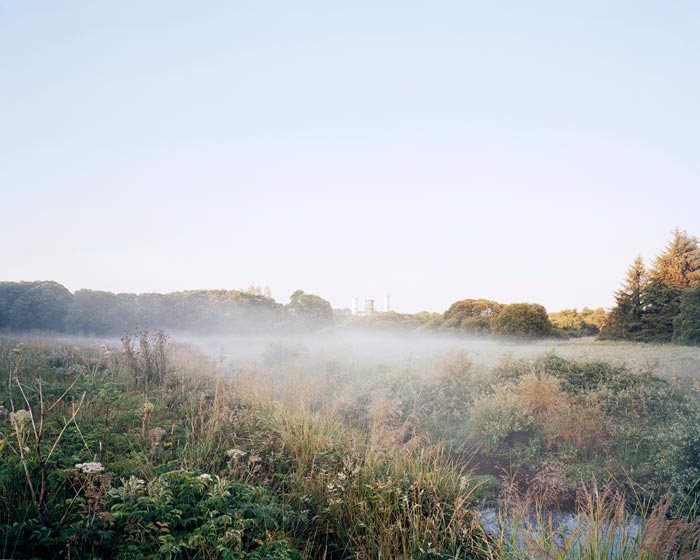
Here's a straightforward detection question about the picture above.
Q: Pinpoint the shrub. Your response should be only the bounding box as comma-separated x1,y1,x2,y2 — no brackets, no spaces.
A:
121,328,169,391
467,383,535,455
516,373,565,419
108,471,302,559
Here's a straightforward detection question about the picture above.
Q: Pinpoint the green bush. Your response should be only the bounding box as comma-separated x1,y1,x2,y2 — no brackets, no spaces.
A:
108,471,302,560
467,383,535,456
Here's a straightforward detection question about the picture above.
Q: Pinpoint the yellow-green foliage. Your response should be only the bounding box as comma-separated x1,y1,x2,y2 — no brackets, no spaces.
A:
549,307,608,337
468,383,535,452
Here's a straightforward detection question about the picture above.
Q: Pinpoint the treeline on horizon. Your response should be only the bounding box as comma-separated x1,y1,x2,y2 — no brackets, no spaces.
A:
0,284,334,335
0,279,604,342
0,279,597,339
353,300,607,339
1,229,698,343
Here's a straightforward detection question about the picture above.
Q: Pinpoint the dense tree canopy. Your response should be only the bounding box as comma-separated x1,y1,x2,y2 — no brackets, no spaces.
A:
66,290,135,335
0,283,27,327
347,310,441,330
287,290,333,330
674,286,700,344
549,307,607,337
0,281,72,331
0,282,285,335
442,299,502,334
491,303,553,338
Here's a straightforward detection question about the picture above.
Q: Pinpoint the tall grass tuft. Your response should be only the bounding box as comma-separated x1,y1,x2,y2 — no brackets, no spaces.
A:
492,481,700,559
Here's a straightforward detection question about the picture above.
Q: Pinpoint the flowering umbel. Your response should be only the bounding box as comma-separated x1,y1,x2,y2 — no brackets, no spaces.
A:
75,462,104,475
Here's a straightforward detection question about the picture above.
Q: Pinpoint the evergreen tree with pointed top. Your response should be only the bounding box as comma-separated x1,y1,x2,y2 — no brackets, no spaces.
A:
600,256,647,340
640,229,700,341
650,228,700,289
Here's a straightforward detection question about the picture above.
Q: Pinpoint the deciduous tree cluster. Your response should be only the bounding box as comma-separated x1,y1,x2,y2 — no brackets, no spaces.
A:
435,298,557,338
0,283,334,335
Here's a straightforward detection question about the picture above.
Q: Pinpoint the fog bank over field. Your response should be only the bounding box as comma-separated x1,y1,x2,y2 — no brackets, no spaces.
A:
184,329,508,370
179,329,700,379
5,326,700,378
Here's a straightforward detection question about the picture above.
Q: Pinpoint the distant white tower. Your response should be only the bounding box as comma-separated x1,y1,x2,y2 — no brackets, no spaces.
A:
384,294,391,312
351,297,358,316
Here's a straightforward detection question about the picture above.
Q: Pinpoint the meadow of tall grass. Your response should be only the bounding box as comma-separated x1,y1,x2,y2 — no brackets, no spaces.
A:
0,334,699,559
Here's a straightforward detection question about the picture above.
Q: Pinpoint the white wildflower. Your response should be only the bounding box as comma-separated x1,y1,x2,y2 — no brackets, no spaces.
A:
76,461,104,474
10,409,31,431
226,448,246,460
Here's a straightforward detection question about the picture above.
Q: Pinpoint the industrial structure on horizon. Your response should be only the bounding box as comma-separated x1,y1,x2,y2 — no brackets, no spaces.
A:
351,295,390,316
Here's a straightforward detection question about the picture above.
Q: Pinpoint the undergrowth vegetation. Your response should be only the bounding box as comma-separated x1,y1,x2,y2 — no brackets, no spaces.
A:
0,336,699,558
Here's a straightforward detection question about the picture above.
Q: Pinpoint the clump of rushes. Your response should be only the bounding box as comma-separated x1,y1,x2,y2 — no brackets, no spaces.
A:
489,482,700,560
267,399,493,558
314,444,492,559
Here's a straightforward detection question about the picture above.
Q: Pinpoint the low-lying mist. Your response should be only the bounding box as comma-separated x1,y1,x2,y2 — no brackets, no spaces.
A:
175,327,700,379
186,329,507,370
7,325,700,378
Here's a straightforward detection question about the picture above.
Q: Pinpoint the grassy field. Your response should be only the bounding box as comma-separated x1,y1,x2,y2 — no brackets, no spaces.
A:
202,331,700,375
0,332,699,559
494,338,700,378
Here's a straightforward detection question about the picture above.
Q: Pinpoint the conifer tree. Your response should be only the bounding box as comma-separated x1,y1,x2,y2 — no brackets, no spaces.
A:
600,256,647,340
650,229,700,289
640,280,681,342
673,286,700,344
640,229,700,341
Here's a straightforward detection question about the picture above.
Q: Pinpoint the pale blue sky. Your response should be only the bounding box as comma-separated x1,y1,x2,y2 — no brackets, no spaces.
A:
2,1,699,313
